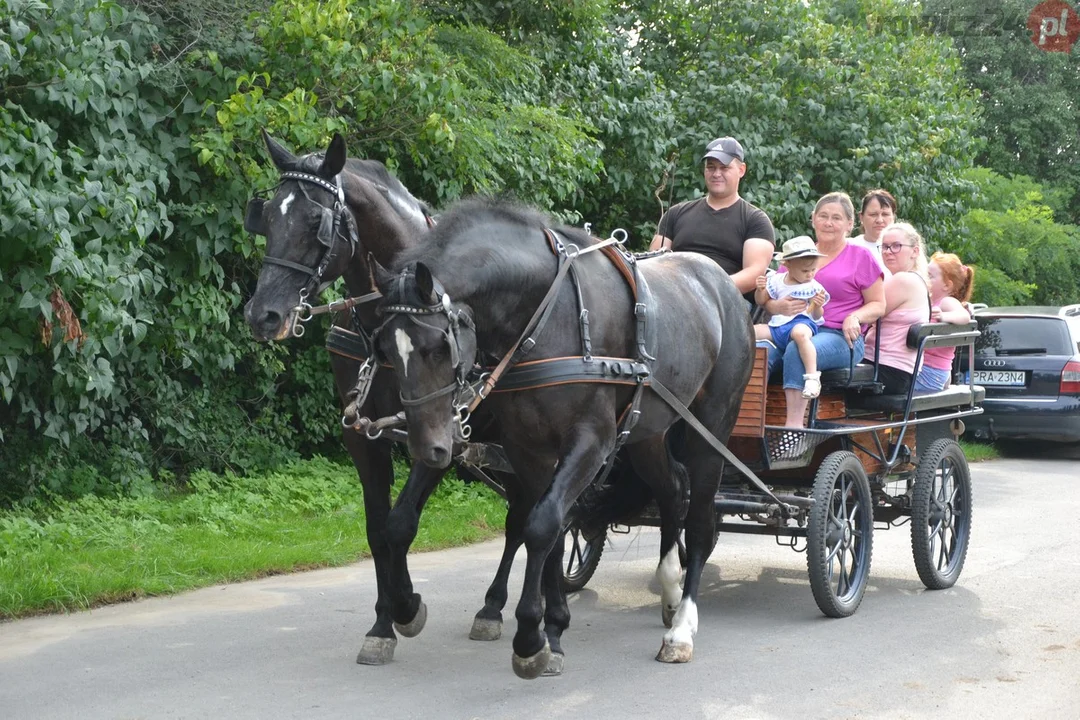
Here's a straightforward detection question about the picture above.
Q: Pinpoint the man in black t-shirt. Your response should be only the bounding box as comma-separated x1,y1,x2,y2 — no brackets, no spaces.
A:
649,137,775,299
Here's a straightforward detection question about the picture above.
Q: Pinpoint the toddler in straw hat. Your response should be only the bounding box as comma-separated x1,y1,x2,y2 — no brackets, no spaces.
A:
754,236,831,399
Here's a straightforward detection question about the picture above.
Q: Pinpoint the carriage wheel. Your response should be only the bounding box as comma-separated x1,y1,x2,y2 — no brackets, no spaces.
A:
806,451,874,618
911,439,972,590
559,522,605,593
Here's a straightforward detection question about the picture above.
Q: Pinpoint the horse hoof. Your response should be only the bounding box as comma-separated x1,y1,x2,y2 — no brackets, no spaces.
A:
469,617,502,641
655,640,693,664
356,636,397,665
512,639,552,680
541,652,565,677
394,601,427,638
662,605,676,629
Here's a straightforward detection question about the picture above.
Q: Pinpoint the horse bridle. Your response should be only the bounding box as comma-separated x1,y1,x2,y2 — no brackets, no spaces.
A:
376,273,482,441
245,170,360,337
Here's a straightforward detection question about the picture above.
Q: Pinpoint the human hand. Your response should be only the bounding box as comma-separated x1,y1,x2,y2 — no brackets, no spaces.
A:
931,307,941,322
772,296,807,317
810,290,827,310
842,314,862,348
756,275,768,290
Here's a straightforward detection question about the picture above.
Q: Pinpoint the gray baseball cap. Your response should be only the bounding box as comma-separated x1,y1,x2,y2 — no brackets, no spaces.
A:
701,136,745,165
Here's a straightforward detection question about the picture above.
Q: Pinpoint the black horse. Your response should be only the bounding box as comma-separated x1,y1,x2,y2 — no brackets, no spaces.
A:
243,132,523,665
373,198,754,677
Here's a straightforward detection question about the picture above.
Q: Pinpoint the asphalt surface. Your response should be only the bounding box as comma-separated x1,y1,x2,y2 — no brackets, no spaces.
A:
2,455,1079,719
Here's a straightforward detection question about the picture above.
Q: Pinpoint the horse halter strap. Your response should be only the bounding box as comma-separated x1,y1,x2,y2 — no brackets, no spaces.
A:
262,171,359,301
379,281,477,409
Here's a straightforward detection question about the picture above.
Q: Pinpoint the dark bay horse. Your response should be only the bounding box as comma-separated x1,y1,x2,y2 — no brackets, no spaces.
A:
243,132,522,665
373,198,754,677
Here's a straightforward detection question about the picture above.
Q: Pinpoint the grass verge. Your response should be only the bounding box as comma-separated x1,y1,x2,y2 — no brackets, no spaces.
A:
958,438,1000,463
0,457,506,620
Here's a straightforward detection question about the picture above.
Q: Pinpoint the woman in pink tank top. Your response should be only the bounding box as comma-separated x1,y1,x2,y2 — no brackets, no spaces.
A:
863,223,930,394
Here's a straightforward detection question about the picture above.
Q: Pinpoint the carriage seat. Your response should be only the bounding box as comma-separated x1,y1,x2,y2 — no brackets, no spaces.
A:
845,321,984,413
819,363,880,393
845,384,985,413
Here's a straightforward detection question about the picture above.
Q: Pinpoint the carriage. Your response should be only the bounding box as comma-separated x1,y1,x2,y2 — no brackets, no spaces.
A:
559,324,982,617
244,131,984,677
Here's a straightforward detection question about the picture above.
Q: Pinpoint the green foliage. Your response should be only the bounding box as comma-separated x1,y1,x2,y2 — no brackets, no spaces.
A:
0,0,345,501
0,0,169,453
196,0,603,211
0,0,1050,504
923,0,1080,224
948,168,1080,306
628,0,982,245
427,0,676,238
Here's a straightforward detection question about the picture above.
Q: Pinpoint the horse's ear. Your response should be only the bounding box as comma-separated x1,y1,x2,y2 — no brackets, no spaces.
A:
262,129,295,171
318,133,348,178
414,262,438,304
370,253,396,293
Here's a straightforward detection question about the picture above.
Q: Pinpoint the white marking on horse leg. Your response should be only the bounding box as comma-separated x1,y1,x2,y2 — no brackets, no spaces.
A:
656,544,682,620
394,328,414,378
663,598,698,647
279,191,295,216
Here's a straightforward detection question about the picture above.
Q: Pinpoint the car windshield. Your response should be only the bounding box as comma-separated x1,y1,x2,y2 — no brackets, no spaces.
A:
975,316,1073,357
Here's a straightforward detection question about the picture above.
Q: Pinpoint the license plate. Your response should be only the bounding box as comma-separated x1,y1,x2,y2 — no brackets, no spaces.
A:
972,370,1026,386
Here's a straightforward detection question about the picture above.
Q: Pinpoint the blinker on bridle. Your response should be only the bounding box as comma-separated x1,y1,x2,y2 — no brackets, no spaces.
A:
245,170,361,337
376,273,481,441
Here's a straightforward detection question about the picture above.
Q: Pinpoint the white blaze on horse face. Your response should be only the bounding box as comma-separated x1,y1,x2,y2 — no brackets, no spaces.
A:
279,191,296,216
394,328,415,378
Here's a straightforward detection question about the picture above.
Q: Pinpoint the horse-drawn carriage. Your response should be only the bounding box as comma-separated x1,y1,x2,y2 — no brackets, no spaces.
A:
243,132,983,678
559,328,983,617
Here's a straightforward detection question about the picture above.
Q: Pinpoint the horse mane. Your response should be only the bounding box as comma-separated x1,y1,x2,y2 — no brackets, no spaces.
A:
391,196,596,305
293,151,431,219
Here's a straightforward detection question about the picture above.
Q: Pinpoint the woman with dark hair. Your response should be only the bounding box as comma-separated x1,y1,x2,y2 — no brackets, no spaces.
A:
851,189,897,273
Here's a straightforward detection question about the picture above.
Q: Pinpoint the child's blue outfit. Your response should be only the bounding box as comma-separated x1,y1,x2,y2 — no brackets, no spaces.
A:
763,272,830,349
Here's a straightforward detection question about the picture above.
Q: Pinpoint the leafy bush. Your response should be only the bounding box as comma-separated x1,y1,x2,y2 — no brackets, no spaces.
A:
628,0,982,245
0,0,341,502
948,169,1080,306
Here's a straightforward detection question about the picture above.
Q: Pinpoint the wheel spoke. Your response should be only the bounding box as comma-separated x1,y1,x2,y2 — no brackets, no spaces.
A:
565,528,583,575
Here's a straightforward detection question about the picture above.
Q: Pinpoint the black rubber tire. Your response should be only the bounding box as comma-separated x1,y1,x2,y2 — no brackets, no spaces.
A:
559,523,605,593
806,451,874,618
911,438,973,590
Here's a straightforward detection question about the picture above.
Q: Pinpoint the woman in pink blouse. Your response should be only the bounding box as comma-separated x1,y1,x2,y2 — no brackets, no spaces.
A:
764,192,886,427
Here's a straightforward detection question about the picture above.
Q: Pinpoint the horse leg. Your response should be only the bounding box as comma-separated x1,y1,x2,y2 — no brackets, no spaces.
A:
471,477,528,641
538,529,571,676
511,426,611,680
657,408,737,664
343,430,399,665
329,354,399,665
625,436,687,629
384,463,446,638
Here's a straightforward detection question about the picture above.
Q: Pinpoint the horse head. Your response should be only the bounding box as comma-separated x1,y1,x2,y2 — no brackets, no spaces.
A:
244,130,428,341
374,261,477,468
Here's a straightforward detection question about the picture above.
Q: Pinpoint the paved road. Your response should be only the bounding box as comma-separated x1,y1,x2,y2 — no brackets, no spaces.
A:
2,456,1079,719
